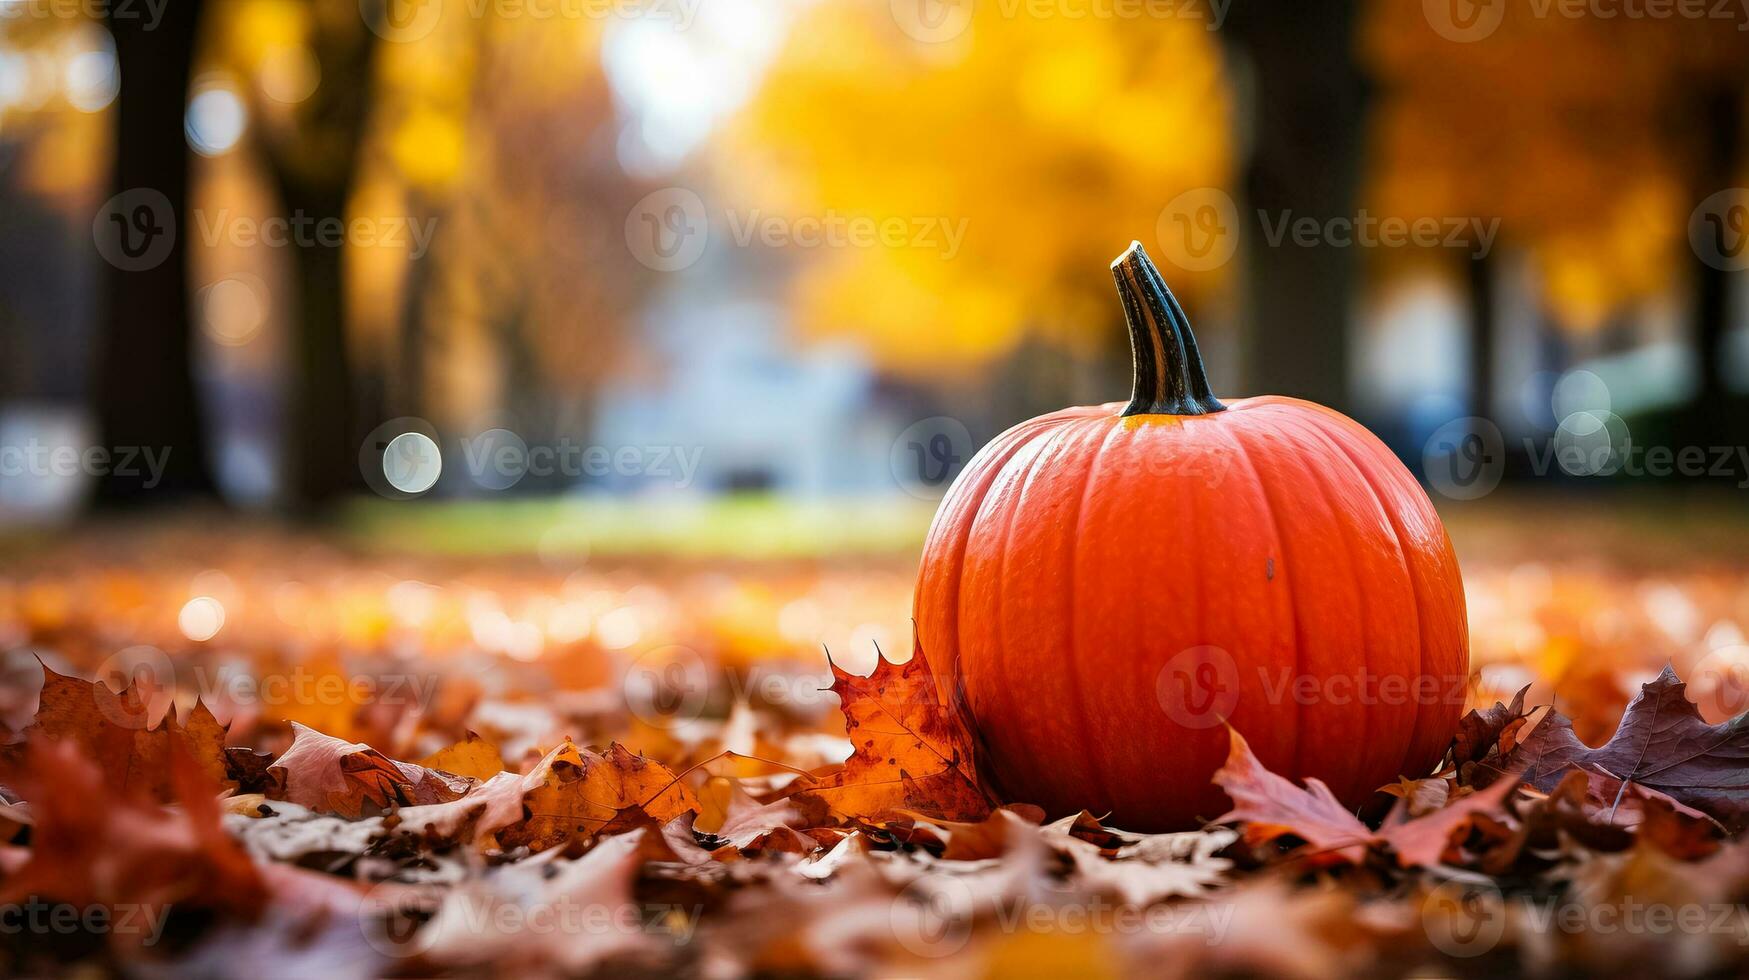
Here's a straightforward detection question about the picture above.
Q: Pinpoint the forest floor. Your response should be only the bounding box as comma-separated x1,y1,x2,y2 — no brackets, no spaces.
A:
2,492,1748,977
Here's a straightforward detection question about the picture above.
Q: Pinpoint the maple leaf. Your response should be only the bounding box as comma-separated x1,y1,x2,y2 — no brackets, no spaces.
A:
1215,728,1517,867
0,662,227,802
1499,665,1749,831
266,723,472,819
794,642,992,823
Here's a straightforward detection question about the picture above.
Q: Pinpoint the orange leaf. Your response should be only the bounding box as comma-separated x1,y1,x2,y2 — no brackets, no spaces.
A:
1,662,227,803
795,642,992,823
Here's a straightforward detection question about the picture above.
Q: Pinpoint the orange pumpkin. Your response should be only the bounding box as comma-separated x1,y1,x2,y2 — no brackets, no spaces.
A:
915,242,1468,830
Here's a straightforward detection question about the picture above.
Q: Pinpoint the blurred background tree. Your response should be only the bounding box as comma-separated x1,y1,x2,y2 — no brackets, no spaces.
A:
1,0,1748,518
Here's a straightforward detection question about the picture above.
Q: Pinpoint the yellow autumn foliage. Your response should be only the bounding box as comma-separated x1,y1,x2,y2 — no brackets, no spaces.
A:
730,3,1233,375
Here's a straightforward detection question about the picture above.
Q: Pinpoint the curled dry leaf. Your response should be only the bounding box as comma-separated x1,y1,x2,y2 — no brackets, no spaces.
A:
266,723,473,820
1215,728,1518,868
1454,683,1533,765
794,643,992,823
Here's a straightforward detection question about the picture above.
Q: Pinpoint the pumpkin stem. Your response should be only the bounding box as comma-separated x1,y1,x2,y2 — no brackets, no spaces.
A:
1112,241,1225,417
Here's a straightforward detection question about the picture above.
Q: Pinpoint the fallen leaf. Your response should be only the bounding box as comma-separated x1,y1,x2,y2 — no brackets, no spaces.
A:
418,731,504,782
1454,684,1533,764
495,740,700,852
1,662,226,802
1499,666,1749,830
1377,778,1519,867
794,642,991,823
0,739,266,945
414,830,659,972
266,723,471,819
1214,728,1375,863
1216,728,1518,868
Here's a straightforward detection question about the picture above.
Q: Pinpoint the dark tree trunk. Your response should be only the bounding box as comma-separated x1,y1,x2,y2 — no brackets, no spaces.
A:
1692,87,1741,423
1467,250,1497,422
278,187,360,507
1225,0,1367,411
263,21,381,511
94,0,214,505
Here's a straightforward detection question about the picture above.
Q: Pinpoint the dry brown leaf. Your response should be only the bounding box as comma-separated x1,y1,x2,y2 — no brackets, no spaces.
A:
1454,683,1533,764
1217,728,1519,868
1500,666,1749,830
1214,728,1375,863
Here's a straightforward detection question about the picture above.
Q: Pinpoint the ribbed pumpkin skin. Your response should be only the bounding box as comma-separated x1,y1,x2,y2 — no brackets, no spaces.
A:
915,395,1468,830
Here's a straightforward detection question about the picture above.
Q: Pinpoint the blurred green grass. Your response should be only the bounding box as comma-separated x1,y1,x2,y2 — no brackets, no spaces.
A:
340,494,941,560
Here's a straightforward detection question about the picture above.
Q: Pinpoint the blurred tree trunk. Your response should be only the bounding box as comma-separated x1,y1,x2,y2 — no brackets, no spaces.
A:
263,18,380,510
1467,250,1497,422
1690,86,1740,431
94,0,214,505
1225,0,1366,411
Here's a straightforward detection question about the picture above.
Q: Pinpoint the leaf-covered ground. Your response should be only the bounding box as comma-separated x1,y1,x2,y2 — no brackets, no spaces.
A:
4,506,1749,978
